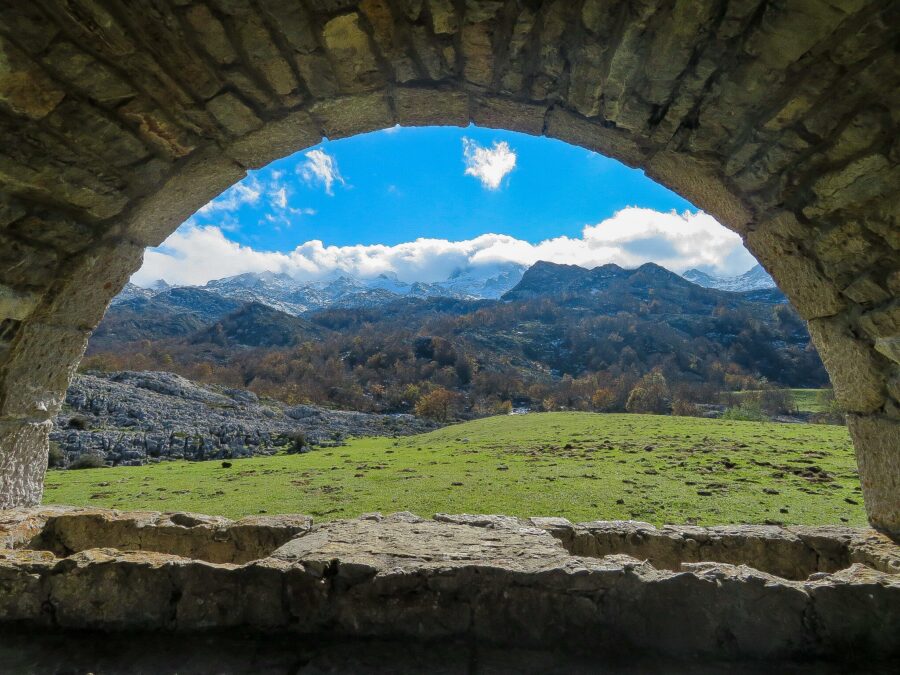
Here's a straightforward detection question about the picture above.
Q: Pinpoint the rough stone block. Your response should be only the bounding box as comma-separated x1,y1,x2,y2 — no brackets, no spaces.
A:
113,148,246,247
8,214,96,256
807,315,886,415
257,0,318,54
546,108,647,169
0,284,39,322
568,44,605,117
0,35,65,120
0,234,59,289
119,99,197,159
745,213,845,320
293,52,340,99
226,111,322,169
648,151,753,234
30,242,144,331
859,300,900,340
0,419,51,509
322,13,384,92
848,415,900,539
41,41,135,105
0,322,88,419
429,0,459,35
310,92,395,140
874,338,900,365
44,100,152,169
805,154,895,218
472,96,546,135
842,274,891,306
360,0,418,83
207,92,264,137
394,87,468,128
460,21,494,87
235,12,299,97
814,221,881,287
184,4,238,65
406,26,448,81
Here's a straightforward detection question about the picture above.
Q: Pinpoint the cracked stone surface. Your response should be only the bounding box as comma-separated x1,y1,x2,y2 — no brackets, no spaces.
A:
1,508,898,661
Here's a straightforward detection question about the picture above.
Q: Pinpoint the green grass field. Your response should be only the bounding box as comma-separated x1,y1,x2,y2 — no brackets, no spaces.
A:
728,388,832,413
43,412,865,527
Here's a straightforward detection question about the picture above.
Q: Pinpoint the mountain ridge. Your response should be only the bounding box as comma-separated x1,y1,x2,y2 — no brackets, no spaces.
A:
122,262,529,316
682,264,775,292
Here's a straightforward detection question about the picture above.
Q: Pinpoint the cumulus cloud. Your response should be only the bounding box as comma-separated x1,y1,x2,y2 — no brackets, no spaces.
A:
299,149,344,195
132,207,757,287
462,138,517,189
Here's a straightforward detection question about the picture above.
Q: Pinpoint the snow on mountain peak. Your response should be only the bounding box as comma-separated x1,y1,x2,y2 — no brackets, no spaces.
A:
682,264,775,292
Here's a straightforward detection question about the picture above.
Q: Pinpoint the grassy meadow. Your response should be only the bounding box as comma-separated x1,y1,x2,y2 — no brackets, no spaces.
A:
43,412,865,527
728,388,832,413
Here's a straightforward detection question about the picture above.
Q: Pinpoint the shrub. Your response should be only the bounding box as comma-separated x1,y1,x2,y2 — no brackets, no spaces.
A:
69,453,106,470
67,415,90,430
757,386,796,416
812,389,845,425
47,443,66,468
591,388,616,411
414,387,461,422
494,399,513,415
625,370,670,414
285,431,308,454
671,398,701,417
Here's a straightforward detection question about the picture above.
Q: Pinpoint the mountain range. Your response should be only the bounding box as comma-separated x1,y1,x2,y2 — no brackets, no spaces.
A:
682,264,775,292
87,261,827,417
113,262,776,318
115,263,529,317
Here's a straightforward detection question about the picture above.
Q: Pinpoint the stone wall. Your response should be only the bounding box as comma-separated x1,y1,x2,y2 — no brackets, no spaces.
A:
0,1,897,533
1,507,898,661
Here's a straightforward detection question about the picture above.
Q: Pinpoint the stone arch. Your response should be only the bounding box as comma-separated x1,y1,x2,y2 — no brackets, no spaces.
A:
0,1,897,535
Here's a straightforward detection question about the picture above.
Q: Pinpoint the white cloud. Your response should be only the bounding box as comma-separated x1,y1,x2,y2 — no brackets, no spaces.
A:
462,138,517,190
132,207,757,287
299,149,344,195
272,186,288,209
196,177,261,215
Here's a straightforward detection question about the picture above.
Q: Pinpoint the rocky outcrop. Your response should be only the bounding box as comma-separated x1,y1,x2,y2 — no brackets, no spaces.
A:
1,507,898,661
49,371,435,467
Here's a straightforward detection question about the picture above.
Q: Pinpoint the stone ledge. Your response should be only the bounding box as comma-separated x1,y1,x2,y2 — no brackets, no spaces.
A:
1,507,898,660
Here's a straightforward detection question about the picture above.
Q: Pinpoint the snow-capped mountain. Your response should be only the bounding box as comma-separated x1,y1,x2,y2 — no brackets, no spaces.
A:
682,264,775,292
117,263,527,316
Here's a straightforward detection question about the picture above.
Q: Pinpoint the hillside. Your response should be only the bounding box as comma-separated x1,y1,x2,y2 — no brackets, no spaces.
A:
85,261,827,414
190,302,329,348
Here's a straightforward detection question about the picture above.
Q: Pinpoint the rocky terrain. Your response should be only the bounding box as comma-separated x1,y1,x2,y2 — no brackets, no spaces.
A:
50,371,436,468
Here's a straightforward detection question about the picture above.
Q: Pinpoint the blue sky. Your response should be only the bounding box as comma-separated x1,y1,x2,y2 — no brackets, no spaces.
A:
135,126,757,286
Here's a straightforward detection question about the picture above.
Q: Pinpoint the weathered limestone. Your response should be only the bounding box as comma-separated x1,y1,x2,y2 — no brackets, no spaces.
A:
849,415,900,536
0,421,51,510
1,509,898,660
0,2,896,537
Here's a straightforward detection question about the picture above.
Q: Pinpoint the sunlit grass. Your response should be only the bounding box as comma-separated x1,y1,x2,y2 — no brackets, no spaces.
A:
43,412,864,527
